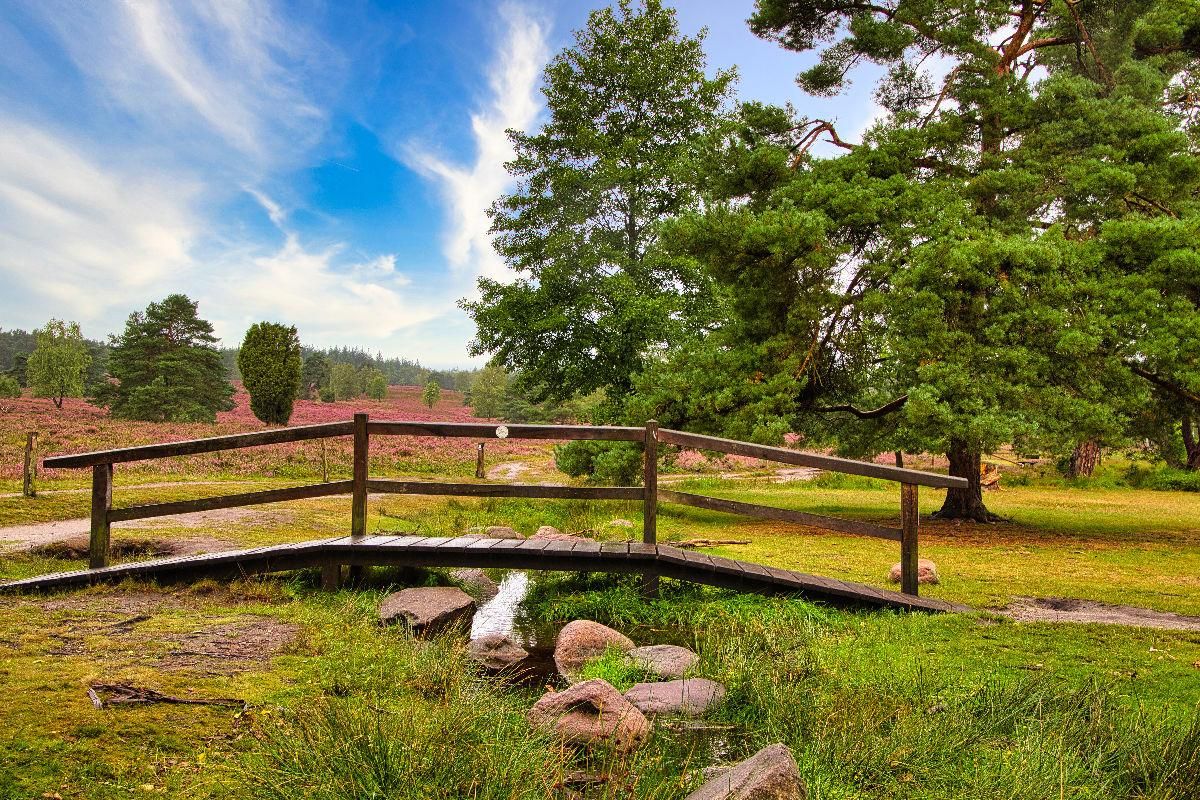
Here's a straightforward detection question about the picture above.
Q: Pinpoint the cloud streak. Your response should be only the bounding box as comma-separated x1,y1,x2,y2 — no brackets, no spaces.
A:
401,3,548,283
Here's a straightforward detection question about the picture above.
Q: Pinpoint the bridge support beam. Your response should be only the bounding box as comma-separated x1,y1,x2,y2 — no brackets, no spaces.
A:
641,420,659,596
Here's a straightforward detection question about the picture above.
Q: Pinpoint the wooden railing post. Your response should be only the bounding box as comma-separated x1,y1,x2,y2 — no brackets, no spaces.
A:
900,483,919,596
23,432,37,498
642,420,659,595
338,412,369,588
352,413,369,537
475,442,485,479
89,463,113,569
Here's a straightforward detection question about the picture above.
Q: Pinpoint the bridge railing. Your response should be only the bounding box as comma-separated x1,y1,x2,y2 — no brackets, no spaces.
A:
42,414,967,596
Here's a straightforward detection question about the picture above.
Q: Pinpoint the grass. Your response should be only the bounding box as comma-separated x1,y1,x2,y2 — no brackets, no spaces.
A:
3,574,1198,799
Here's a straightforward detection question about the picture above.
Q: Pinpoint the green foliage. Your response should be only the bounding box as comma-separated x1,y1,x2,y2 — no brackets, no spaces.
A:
0,374,20,398
237,322,302,425
468,363,508,418
300,352,331,399
1146,468,1200,492
329,363,363,401
421,380,441,410
363,367,388,400
554,440,643,485
631,0,1200,516
91,295,234,422
318,387,335,403
26,319,90,409
463,0,734,405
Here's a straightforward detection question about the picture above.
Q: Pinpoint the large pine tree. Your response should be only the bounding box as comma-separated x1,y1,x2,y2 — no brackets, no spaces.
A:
93,294,234,422
632,0,1198,518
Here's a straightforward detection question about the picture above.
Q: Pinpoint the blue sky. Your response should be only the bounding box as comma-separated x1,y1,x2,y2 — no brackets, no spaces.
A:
0,0,884,367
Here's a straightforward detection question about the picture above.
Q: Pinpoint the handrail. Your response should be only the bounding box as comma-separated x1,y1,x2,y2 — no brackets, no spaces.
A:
43,421,354,468
40,415,962,596
657,429,969,490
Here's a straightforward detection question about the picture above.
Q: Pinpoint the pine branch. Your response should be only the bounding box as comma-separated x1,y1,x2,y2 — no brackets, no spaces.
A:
813,394,909,419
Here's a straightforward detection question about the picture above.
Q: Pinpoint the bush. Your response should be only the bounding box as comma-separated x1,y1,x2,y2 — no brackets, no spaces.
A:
555,440,643,484
0,374,20,398
238,322,302,425
319,387,335,403
363,367,388,400
330,363,362,401
421,380,441,409
1146,468,1200,492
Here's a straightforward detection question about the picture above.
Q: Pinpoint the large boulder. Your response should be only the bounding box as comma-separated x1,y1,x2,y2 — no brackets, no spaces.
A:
485,525,524,540
379,587,476,635
626,644,699,679
888,558,940,585
468,633,529,671
685,743,805,800
527,679,650,752
554,620,635,678
624,678,726,717
451,568,500,600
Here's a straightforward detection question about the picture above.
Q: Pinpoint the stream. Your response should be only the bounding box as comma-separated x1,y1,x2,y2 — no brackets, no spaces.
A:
466,569,751,768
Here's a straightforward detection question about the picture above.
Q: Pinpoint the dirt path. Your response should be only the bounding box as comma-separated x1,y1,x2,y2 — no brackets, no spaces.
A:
486,462,530,481
998,597,1200,631
0,507,289,552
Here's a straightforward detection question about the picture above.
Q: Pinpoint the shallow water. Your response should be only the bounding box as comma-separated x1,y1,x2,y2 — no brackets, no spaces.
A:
467,570,752,769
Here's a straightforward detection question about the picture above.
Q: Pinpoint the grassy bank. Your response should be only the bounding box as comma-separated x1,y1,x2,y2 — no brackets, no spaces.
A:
2,574,1198,799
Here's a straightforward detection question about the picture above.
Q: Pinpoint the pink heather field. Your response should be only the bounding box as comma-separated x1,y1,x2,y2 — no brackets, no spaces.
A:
0,385,551,490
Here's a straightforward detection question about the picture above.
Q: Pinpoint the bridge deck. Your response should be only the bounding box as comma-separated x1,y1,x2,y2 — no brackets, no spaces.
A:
0,536,964,613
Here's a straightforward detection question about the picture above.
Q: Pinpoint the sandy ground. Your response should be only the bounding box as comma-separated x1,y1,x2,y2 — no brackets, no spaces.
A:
999,597,1200,631
486,461,531,480
0,507,289,553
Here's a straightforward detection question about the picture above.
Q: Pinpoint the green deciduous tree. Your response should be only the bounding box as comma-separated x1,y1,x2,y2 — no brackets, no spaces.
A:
462,0,734,404
330,363,363,401
635,0,1199,518
92,295,234,422
363,367,389,400
0,374,20,398
238,322,302,425
421,380,441,410
27,319,90,409
469,363,509,418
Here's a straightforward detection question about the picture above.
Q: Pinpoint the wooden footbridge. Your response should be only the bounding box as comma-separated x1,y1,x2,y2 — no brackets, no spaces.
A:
3,416,968,613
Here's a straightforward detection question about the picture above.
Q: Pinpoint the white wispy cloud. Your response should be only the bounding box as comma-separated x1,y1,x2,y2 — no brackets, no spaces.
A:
0,123,198,318
401,2,548,283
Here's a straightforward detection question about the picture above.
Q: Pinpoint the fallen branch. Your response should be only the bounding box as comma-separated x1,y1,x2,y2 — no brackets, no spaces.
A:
676,539,752,549
88,682,245,710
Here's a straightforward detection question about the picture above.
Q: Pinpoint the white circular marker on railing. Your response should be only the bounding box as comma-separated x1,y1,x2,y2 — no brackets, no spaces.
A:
495,425,509,439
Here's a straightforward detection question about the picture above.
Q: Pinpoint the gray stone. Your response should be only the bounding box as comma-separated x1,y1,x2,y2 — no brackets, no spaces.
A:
626,644,699,678
451,568,499,600
888,558,939,585
624,678,726,717
379,587,476,635
534,525,563,538
527,679,650,752
554,620,635,678
468,633,529,671
485,525,524,540
685,743,805,800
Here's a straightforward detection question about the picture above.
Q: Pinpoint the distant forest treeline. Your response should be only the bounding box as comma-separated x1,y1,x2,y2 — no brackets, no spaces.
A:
220,346,477,391
1,328,475,391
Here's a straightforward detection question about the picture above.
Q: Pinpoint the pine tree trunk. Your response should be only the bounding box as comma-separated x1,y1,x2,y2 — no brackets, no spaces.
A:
935,438,996,521
1184,414,1200,471
1067,439,1101,478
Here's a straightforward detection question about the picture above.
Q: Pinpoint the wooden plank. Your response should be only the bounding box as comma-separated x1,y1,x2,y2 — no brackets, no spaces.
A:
659,489,902,542
366,421,644,441
107,481,353,523
656,429,967,489
44,421,354,469
599,542,630,557
900,483,919,597
488,538,528,550
351,413,369,538
89,463,112,569
517,538,554,552
570,540,603,557
465,537,505,549
442,536,484,549
366,480,642,501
